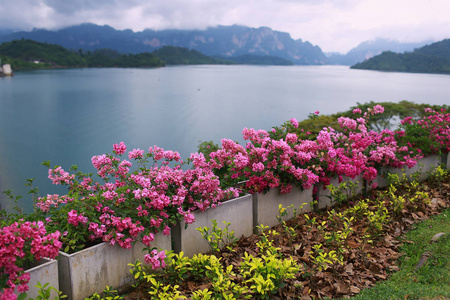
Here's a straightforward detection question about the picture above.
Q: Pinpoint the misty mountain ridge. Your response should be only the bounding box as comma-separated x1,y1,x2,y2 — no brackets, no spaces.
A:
327,38,434,65
0,23,437,66
0,23,326,65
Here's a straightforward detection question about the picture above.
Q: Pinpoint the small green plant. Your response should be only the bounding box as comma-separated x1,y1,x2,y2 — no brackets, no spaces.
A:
146,279,186,300
196,220,238,253
88,286,123,300
427,165,448,193
254,224,280,254
189,253,224,281
365,205,390,238
324,180,360,207
385,185,407,215
240,249,300,299
20,282,67,300
208,264,249,300
191,288,213,300
303,214,318,240
276,204,305,248
163,251,191,283
384,171,408,187
276,203,305,222
322,211,354,256
345,199,370,220
129,260,155,288
309,244,343,272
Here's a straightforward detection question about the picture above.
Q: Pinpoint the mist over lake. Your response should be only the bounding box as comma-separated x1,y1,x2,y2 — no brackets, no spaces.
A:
1,65,449,212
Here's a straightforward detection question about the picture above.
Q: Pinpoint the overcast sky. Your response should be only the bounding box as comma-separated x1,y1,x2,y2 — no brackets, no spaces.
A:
0,0,449,53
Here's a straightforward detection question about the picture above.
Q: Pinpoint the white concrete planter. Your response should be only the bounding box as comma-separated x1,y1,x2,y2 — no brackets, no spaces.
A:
58,232,171,300
172,194,253,257
374,155,441,189
317,175,364,210
443,152,449,169
254,186,313,228
16,259,59,299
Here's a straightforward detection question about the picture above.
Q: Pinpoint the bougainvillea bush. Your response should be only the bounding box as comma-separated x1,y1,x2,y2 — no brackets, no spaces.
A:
202,105,432,193
34,144,240,254
0,221,61,299
399,107,450,156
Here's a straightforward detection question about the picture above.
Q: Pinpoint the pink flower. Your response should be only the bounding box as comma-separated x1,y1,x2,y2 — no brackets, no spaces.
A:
352,108,362,114
142,234,155,246
289,118,299,128
113,142,127,155
67,210,88,226
163,225,171,236
128,148,144,159
144,250,167,270
314,110,320,115
285,133,298,144
373,105,384,114
183,213,195,224
252,162,265,172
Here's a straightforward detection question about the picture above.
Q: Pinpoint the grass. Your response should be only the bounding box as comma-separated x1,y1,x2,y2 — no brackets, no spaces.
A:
350,208,450,300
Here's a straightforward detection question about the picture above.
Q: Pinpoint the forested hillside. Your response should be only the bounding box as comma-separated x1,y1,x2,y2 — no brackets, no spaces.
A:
351,39,450,74
151,46,231,65
0,39,165,69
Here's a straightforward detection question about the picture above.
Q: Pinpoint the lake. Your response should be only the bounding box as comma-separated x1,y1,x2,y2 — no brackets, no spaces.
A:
1,65,449,212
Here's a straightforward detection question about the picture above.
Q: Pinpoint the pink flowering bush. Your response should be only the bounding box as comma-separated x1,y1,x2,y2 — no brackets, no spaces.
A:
3,103,448,279
35,143,239,255
199,119,320,194
0,220,61,299
201,104,437,194
315,106,423,184
399,108,450,156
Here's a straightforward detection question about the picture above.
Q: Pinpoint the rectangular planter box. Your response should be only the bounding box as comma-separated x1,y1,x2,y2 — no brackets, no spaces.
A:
15,258,59,299
317,175,365,210
58,232,171,300
254,186,313,229
444,152,450,169
172,194,253,257
374,155,441,189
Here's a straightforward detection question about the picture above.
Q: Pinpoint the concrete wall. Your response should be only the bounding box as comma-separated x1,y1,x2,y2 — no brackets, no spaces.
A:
254,186,313,229
317,175,364,210
58,232,171,300
16,259,59,299
172,194,253,257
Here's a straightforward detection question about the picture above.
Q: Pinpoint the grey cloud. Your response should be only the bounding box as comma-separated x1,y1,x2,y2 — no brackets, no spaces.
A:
0,0,448,53
41,0,143,15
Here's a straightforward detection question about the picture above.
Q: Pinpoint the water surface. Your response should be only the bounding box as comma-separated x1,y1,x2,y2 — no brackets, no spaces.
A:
1,65,449,211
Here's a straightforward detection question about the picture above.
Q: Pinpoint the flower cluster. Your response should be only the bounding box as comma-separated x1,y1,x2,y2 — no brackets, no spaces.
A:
35,144,240,255
201,105,439,194
0,221,61,299
144,249,167,270
400,108,450,155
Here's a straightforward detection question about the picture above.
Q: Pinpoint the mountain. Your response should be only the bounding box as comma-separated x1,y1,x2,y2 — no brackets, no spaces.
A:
0,23,327,65
327,38,432,66
350,39,450,74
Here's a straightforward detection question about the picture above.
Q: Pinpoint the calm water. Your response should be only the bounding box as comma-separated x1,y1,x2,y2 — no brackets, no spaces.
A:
1,65,449,212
